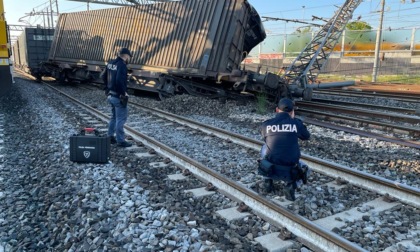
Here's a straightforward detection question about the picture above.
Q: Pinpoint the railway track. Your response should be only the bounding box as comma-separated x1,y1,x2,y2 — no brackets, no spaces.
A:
41,80,420,252
301,117,420,149
306,98,418,115
330,87,420,99
314,90,420,104
295,101,420,137
296,101,420,125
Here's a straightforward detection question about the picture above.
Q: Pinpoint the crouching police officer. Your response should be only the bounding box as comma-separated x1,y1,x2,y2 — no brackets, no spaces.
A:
102,48,133,148
259,98,310,201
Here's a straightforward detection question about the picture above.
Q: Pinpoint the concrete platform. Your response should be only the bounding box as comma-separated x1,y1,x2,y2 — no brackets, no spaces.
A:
254,232,294,252
167,174,187,181
216,207,251,221
135,152,155,158
314,197,400,231
149,162,168,168
184,187,215,198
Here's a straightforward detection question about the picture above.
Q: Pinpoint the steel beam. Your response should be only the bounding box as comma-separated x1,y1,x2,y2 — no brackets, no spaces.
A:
283,0,363,88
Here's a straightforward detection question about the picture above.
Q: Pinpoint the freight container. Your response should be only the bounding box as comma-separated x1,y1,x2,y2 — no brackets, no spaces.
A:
13,27,55,77
44,0,280,98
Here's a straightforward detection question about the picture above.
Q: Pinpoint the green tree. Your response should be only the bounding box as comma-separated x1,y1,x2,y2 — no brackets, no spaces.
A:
346,21,372,31
295,26,313,34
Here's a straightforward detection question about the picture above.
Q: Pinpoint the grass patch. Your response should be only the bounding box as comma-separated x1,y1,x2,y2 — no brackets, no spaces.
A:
318,74,420,84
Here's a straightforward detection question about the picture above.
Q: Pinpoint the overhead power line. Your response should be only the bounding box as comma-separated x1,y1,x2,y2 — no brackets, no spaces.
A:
262,16,322,27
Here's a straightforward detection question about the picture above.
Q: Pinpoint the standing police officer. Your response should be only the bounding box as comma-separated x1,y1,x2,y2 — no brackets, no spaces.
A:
260,98,310,201
102,48,133,147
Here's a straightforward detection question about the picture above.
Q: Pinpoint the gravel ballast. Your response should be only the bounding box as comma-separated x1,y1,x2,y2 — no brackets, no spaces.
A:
55,84,419,189
5,78,418,251
0,78,282,251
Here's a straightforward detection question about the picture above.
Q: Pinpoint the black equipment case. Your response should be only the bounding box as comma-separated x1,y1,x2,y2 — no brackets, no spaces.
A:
70,128,110,163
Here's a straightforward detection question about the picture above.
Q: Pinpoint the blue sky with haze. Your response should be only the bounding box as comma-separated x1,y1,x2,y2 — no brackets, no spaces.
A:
4,0,420,38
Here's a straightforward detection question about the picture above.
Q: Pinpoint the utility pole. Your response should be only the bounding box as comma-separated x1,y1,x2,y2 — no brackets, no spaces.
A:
56,0,59,15
87,1,90,11
50,0,54,27
372,0,385,82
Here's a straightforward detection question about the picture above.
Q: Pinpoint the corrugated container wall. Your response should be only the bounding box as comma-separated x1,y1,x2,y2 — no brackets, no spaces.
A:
13,28,55,71
49,0,263,77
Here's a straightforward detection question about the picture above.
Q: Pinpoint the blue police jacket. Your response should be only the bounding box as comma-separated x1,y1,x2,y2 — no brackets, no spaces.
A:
261,112,310,166
102,57,128,96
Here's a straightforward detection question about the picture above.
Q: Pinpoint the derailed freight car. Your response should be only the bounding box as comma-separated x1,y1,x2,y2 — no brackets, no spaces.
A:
42,0,283,99
13,27,55,78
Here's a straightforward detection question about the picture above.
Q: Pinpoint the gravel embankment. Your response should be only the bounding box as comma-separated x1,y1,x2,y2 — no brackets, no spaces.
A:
2,78,418,252
48,83,385,219
119,90,418,189
0,78,284,251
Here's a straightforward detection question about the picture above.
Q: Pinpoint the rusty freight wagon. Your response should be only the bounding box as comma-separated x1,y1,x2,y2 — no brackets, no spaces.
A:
42,0,281,99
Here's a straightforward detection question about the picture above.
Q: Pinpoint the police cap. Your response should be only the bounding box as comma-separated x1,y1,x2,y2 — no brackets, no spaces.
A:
277,98,294,112
119,48,132,57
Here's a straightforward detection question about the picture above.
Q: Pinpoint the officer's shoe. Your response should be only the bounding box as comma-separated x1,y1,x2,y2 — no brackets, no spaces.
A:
261,179,274,194
109,136,117,145
283,183,296,201
117,141,133,148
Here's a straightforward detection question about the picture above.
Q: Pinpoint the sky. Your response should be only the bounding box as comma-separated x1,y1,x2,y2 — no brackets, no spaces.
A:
4,0,420,40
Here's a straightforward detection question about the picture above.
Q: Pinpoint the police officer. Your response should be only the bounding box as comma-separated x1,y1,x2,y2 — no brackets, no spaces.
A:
260,98,310,201
102,48,133,147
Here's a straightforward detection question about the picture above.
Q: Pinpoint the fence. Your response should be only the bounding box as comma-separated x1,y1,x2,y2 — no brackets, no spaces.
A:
243,28,420,81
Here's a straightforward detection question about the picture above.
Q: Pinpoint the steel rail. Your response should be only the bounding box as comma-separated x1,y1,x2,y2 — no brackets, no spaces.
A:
127,102,420,208
307,98,417,115
296,101,420,124
303,118,420,149
44,83,367,252
314,90,420,104
327,88,420,99
133,101,420,149
296,108,420,135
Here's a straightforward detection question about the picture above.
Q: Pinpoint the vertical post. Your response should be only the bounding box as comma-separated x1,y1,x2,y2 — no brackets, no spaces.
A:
87,1,90,11
283,22,287,58
50,0,54,28
372,0,385,82
55,0,59,15
283,34,287,58
341,29,346,57
0,0,13,96
46,10,51,28
410,27,416,54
